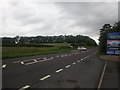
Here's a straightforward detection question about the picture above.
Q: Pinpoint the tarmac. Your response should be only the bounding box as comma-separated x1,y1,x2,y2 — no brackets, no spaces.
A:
99,55,119,89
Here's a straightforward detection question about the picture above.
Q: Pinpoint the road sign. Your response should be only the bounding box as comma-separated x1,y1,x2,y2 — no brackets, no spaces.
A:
106,32,120,55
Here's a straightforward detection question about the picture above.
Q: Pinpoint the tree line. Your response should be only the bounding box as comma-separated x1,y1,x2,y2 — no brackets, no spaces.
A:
2,34,97,46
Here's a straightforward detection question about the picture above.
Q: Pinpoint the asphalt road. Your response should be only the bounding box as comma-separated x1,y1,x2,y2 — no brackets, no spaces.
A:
2,47,105,89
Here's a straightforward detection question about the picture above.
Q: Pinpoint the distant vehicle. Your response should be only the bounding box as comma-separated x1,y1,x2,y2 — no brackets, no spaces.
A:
78,46,87,51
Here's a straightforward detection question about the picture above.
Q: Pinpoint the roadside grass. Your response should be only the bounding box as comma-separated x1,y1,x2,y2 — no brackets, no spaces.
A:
2,43,75,59
2,43,95,59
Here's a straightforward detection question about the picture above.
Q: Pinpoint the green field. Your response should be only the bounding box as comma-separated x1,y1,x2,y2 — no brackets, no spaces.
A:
2,43,76,59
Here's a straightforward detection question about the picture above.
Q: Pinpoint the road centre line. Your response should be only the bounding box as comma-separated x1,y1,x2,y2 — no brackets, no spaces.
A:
61,55,65,57
19,85,30,90
13,57,45,64
50,57,54,59
25,58,54,65
34,59,38,62
56,69,63,73
13,59,38,64
21,62,24,64
84,57,87,59
56,55,59,57
81,59,84,61
2,64,6,68
12,50,88,64
25,61,37,65
13,58,37,63
72,62,76,65
40,75,51,80
65,65,71,68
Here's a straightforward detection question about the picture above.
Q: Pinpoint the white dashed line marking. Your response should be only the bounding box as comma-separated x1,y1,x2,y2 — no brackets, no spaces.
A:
61,55,64,57
44,58,47,60
56,69,63,73
72,62,76,65
56,55,59,57
65,65,71,68
84,57,86,59
77,60,80,62
34,59,38,62
25,61,37,65
2,65,6,68
81,59,84,61
65,54,68,56
40,75,51,80
19,85,30,90
25,58,52,65
50,57,54,59
21,62,24,64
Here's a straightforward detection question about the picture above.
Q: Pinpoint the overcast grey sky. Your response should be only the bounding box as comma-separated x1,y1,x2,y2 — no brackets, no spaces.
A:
0,0,118,43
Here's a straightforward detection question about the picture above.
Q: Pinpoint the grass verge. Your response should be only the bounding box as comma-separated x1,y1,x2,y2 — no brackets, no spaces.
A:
2,43,75,59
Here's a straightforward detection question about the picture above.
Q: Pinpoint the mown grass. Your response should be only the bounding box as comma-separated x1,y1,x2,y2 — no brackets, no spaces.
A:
2,43,75,59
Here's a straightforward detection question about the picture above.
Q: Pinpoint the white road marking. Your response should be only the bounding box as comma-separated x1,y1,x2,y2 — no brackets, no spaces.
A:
65,65,71,68
56,69,63,73
56,55,59,57
13,58,39,63
84,57,86,59
84,57,88,59
72,62,76,65
13,58,40,64
81,59,84,61
50,57,54,59
34,59,38,62
40,75,51,80
21,62,24,64
25,59,52,65
25,61,37,65
61,55,64,57
64,54,67,56
19,85,30,90
97,61,107,89
44,58,47,60
2,65,6,68
77,60,80,62
88,55,90,57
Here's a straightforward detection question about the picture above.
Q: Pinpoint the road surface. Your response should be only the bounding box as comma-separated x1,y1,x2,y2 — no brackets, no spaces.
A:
2,47,105,89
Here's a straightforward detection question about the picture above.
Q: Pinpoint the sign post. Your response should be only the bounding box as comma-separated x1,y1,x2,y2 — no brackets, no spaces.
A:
106,32,120,55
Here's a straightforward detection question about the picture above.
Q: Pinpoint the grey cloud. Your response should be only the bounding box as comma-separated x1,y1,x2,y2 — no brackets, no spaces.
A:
1,2,118,43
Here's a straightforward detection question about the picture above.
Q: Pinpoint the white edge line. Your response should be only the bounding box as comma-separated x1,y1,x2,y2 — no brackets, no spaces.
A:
19,85,30,90
97,61,107,89
56,69,63,73
40,75,51,80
